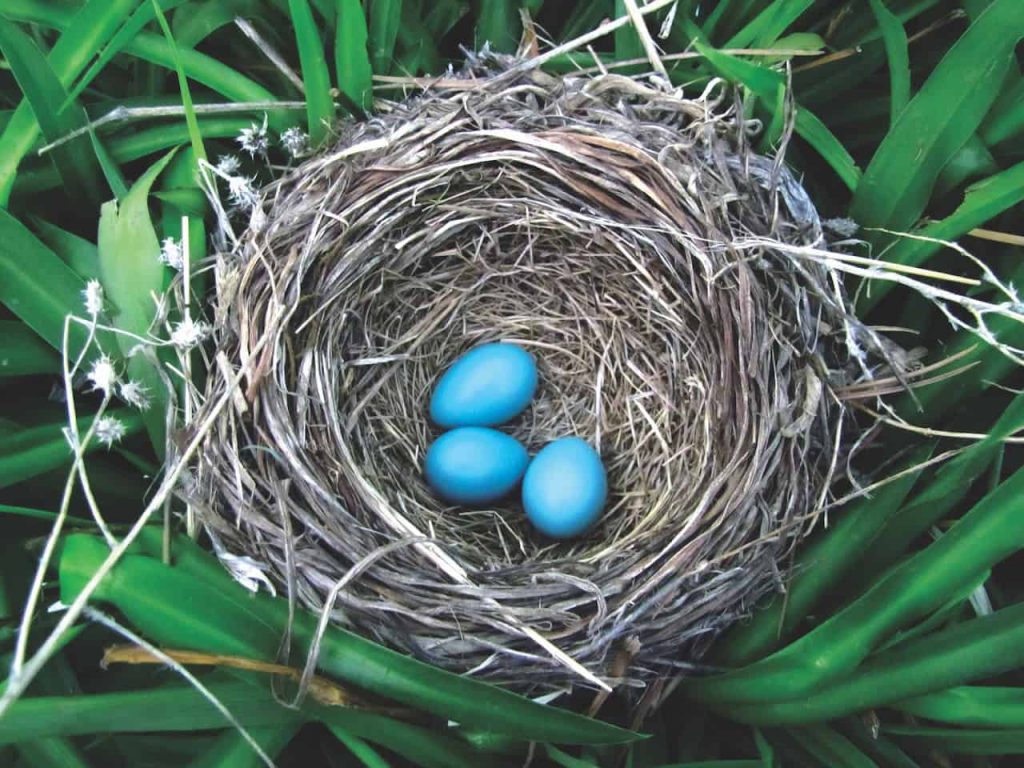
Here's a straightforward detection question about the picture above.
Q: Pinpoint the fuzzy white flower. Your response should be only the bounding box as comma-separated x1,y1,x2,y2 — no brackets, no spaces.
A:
215,154,242,175
119,379,151,411
94,415,127,447
280,126,309,158
226,174,260,210
86,355,117,396
237,115,269,156
170,316,211,349
82,279,104,317
159,237,184,270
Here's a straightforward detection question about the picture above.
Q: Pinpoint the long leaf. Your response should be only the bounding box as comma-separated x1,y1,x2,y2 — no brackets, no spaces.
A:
31,219,99,281
335,0,374,111
0,682,302,743
0,410,144,489
66,0,193,107
0,0,138,206
0,322,60,377
849,0,1024,241
0,208,97,357
883,726,1024,755
868,0,910,127
724,0,815,48
689,465,1024,705
859,159,1024,312
186,723,300,768
894,686,1024,728
715,601,1024,725
58,533,640,745
97,150,178,452
476,0,520,53
0,17,104,206
367,0,402,75
290,0,335,146
3,2,286,131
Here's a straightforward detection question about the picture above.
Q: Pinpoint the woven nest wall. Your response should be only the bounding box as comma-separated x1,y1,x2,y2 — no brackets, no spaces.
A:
191,60,892,696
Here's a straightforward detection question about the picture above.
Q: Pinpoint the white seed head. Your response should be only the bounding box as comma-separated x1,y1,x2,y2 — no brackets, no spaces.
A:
94,415,127,448
119,379,151,411
226,174,260,210
215,154,242,175
86,355,117,396
82,279,104,317
171,316,212,349
237,114,269,156
159,237,184,271
280,126,310,158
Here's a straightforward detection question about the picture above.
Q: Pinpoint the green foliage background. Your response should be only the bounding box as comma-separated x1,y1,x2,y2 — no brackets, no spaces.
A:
2,1,1024,766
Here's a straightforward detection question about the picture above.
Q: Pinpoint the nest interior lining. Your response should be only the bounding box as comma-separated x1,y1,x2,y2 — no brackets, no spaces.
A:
192,64,881,695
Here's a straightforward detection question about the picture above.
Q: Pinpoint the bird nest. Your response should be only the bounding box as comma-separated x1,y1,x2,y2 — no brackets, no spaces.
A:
190,60,895,697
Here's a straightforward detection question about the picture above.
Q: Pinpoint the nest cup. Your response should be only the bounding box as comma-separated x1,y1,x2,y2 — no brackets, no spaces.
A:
192,61,885,697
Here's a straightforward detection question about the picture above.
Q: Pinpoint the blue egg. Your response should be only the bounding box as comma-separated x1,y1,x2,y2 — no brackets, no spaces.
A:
522,438,607,539
425,427,529,506
430,343,538,428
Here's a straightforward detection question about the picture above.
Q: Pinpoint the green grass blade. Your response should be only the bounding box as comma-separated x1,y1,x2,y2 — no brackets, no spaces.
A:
694,40,861,190
97,150,178,452
66,0,191,108
334,0,373,112
713,444,933,666
883,726,1024,755
475,0,520,53
859,158,1024,312
689,465,1024,705
424,0,468,38
716,601,1024,725
187,723,300,768
394,2,442,78
150,1,208,165
0,208,97,357
324,728,391,768
320,710,478,768
868,0,910,127
3,4,286,131
724,0,815,48
0,0,138,206
0,322,60,377
785,724,876,768
849,0,1024,242
173,0,254,50
15,738,92,768
0,410,144,489
367,0,402,75
980,75,1024,147
0,683,303,743
289,0,335,146
895,686,1024,728
0,17,105,206
560,0,610,42
847,391,1024,586
30,217,99,284
14,117,259,196
58,533,640,745
614,0,644,63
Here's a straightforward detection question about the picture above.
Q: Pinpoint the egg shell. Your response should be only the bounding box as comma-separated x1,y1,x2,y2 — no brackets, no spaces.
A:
522,437,607,539
430,343,538,428
425,427,529,506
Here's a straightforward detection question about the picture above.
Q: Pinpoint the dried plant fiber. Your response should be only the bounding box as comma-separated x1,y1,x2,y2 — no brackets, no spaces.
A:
190,58,897,696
